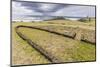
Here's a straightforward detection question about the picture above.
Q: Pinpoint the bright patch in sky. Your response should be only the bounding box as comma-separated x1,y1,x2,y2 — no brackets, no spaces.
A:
12,0,95,21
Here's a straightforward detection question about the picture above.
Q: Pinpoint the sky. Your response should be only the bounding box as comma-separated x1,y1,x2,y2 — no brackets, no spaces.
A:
12,0,96,21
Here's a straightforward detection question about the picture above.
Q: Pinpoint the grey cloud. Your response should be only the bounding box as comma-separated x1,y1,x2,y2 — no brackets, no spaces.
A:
12,0,95,21
17,1,68,15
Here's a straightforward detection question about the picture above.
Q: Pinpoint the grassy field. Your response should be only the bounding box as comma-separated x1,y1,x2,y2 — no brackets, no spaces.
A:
12,19,96,65
12,23,50,65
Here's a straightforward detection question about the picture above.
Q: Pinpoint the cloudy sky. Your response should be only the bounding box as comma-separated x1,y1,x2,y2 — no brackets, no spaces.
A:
12,0,95,21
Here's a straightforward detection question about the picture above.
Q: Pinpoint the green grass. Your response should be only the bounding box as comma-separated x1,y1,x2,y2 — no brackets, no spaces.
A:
71,41,95,61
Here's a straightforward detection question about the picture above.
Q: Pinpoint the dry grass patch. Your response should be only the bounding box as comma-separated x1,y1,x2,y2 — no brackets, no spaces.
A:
12,19,96,65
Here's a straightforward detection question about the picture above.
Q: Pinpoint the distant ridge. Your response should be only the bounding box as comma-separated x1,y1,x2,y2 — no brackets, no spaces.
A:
44,16,67,21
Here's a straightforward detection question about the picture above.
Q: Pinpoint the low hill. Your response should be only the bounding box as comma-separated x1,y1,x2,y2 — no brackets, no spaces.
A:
78,17,95,23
